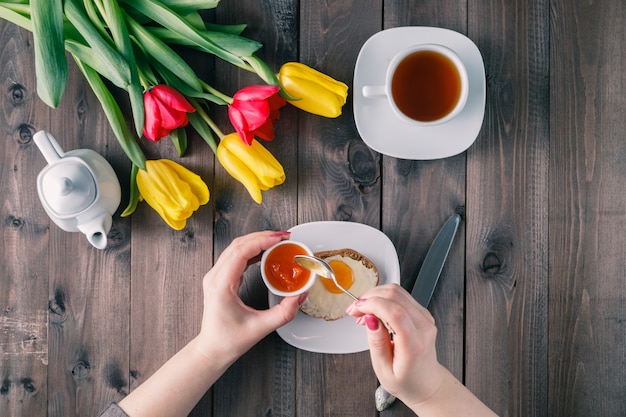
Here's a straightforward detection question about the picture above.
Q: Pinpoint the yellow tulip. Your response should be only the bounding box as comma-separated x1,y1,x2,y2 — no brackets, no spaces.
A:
278,62,348,118
217,133,285,204
136,159,209,230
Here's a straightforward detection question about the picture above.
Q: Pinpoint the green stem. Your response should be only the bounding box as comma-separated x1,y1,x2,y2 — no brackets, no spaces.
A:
200,80,232,104
197,105,224,140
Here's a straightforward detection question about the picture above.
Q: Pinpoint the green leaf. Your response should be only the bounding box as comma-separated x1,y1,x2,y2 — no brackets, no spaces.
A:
125,14,202,92
102,0,144,136
65,0,131,88
156,0,220,13
0,4,33,31
73,57,146,170
65,40,128,88
187,111,217,154
204,22,247,36
132,43,160,86
148,58,227,105
121,164,141,217
147,27,262,57
31,0,67,107
169,127,187,157
245,54,281,86
120,0,246,66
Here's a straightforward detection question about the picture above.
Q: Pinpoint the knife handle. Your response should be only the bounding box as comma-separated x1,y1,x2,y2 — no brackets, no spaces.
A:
375,384,397,411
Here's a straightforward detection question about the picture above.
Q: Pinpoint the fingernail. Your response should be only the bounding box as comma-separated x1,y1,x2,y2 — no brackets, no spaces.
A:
364,315,379,331
297,291,309,305
270,231,291,238
355,298,367,306
356,316,366,326
345,302,355,314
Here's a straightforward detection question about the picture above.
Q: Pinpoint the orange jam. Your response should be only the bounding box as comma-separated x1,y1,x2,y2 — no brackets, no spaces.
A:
264,243,311,292
321,260,354,293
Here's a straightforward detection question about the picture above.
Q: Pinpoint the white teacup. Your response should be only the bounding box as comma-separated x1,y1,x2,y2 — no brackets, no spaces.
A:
362,44,469,126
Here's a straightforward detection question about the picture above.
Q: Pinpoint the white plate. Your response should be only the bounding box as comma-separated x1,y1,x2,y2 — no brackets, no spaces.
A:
269,221,400,354
353,27,486,160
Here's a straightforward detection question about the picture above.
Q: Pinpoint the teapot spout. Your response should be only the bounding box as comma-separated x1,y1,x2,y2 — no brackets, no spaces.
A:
33,131,66,164
77,213,113,250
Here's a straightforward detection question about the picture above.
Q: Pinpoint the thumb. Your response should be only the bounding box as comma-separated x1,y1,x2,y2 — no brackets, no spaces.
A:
256,294,302,334
364,315,394,377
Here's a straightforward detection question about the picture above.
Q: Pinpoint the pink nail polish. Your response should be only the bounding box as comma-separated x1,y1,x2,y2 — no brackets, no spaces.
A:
270,231,291,238
364,315,379,331
297,291,309,305
355,298,367,306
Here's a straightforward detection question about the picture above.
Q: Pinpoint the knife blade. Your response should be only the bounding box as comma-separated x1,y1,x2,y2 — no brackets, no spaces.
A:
375,213,461,411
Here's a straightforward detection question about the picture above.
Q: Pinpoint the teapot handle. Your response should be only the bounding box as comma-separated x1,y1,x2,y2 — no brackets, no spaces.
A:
33,130,65,164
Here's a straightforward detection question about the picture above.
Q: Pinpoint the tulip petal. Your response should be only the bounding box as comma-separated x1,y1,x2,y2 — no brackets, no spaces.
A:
143,92,165,141
233,85,280,101
159,159,210,205
151,84,196,112
217,143,263,203
136,159,209,229
228,106,254,145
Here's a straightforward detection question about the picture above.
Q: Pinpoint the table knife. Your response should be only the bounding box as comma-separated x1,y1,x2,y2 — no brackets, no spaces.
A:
375,213,461,411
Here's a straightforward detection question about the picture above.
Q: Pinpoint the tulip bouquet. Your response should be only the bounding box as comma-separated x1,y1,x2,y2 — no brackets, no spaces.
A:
0,0,348,230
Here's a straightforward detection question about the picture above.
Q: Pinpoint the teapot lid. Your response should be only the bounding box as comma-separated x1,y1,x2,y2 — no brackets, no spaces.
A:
39,159,97,216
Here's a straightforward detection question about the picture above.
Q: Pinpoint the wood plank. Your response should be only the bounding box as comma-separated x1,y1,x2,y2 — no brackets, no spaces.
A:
126,18,216,417
379,1,468,415
128,135,214,415
466,0,550,415
211,0,300,416
549,1,626,416
296,1,382,416
0,20,49,417
382,0,468,399
43,61,133,416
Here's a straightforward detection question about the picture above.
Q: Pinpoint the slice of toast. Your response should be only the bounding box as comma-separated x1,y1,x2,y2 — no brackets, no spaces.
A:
299,248,379,321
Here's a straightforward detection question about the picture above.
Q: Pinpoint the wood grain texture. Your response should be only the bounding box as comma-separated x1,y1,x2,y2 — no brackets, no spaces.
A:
1,1,625,416
44,65,133,417
295,1,382,416
549,1,626,416
381,9,468,417
466,0,550,416
212,1,300,416
0,20,49,417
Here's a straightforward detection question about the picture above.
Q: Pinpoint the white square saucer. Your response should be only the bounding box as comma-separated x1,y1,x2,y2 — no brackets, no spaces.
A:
353,27,486,160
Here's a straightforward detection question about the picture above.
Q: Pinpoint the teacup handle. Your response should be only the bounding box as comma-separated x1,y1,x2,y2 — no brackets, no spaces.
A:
362,85,387,98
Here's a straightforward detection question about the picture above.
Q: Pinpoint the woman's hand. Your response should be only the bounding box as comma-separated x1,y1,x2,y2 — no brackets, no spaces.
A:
196,230,305,363
345,284,447,407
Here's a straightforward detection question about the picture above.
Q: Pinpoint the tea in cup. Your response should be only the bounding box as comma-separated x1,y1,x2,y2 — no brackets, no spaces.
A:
362,44,468,126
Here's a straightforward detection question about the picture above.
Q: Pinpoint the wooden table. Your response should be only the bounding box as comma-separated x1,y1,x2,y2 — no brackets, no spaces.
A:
1,1,624,416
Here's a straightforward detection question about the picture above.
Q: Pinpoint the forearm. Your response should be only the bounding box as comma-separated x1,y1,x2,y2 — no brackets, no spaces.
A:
118,336,233,417
409,366,498,417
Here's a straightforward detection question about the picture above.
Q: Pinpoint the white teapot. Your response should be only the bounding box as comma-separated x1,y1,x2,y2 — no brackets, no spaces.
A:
33,131,121,249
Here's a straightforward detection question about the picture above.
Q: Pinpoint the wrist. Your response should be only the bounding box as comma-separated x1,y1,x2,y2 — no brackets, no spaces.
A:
408,366,497,417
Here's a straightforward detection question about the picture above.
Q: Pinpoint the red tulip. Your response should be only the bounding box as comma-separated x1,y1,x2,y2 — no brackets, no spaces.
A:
143,85,196,142
228,85,286,145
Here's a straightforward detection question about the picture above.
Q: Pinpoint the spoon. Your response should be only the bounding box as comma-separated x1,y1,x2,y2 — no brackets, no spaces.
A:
294,254,395,336
293,255,359,300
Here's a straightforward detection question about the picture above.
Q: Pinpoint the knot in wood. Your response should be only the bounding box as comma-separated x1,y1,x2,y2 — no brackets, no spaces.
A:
0,379,10,395
347,140,379,190
17,124,33,145
9,83,25,105
5,215,25,229
336,204,353,221
72,361,91,379
482,252,502,274
20,378,36,393
106,226,125,247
